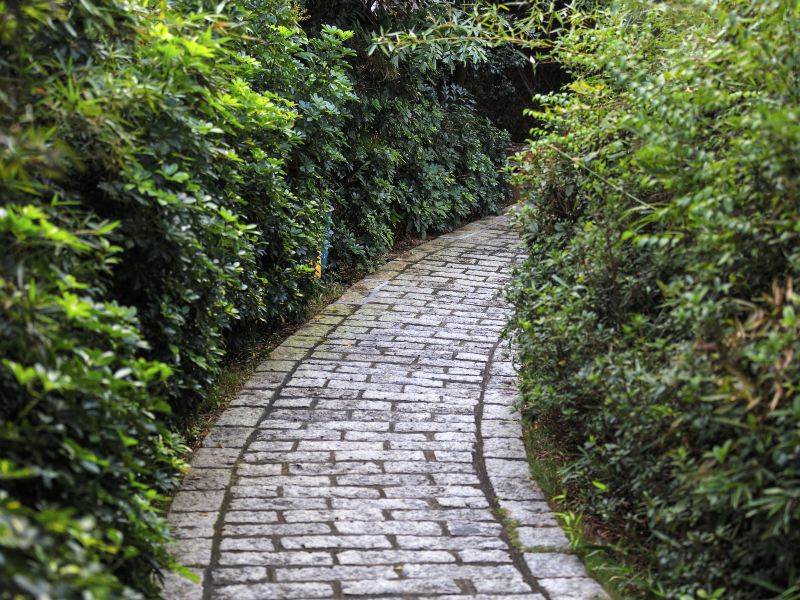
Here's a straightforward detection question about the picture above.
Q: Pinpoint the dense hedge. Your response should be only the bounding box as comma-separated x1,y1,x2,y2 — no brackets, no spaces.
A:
508,0,800,598
305,0,510,268
0,0,508,596
331,79,508,266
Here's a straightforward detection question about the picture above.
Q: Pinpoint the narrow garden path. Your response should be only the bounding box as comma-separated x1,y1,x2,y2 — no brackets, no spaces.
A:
164,213,607,600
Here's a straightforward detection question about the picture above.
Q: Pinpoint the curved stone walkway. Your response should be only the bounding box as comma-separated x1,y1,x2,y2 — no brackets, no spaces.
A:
164,214,607,600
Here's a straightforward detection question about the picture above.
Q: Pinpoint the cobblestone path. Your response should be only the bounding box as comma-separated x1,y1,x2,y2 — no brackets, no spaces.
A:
164,214,607,600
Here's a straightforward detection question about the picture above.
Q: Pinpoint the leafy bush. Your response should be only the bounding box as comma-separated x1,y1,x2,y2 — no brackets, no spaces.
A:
0,205,183,598
1,0,510,595
304,0,510,268
331,78,509,266
507,0,800,597
0,0,344,594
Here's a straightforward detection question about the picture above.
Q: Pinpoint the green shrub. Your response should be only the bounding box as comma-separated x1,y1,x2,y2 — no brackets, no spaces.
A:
507,0,800,597
0,204,183,597
304,0,510,268
1,0,356,409
331,80,509,267
0,0,352,594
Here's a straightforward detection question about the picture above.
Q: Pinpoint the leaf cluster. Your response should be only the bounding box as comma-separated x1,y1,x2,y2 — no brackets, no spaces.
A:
505,0,800,597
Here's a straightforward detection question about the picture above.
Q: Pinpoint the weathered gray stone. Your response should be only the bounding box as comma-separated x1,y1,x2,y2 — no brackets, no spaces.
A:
341,578,461,596
222,510,280,523
254,359,295,372
447,521,504,536
220,538,276,552
474,576,536,594
280,535,391,550
392,508,496,522
486,458,530,479
222,523,331,537
524,553,590,578
212,582,333,599
538,577,609,599
396,536,507,551
169,511,217,538
330,498,429,510
482,420,522,438
335,520,442,535
401,563,523,580
517,526,571,550
170,490,225,513
437,495,492,509
218,551,333,567
273,565,397,582
282,509,384,523
189,447,241,468
211,567,267,584
439,596,545,600
161,569,204,600
483,436,527,458
202,427,251,448
458,549,513,563
229,497,292,511
493,477,546,502
169,537,213,566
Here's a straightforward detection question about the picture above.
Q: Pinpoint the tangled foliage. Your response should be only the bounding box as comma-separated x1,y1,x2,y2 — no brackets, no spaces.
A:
0,0,509,596
304,0,509,267
332,76,508,266
0,205,183,598
0,1,347,595
508,0,800,597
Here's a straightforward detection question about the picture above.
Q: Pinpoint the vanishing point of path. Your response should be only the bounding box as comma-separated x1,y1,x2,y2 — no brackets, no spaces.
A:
164,213,608,600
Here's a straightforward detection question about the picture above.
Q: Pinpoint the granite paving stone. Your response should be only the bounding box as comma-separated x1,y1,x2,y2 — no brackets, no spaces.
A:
163,213,607,599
